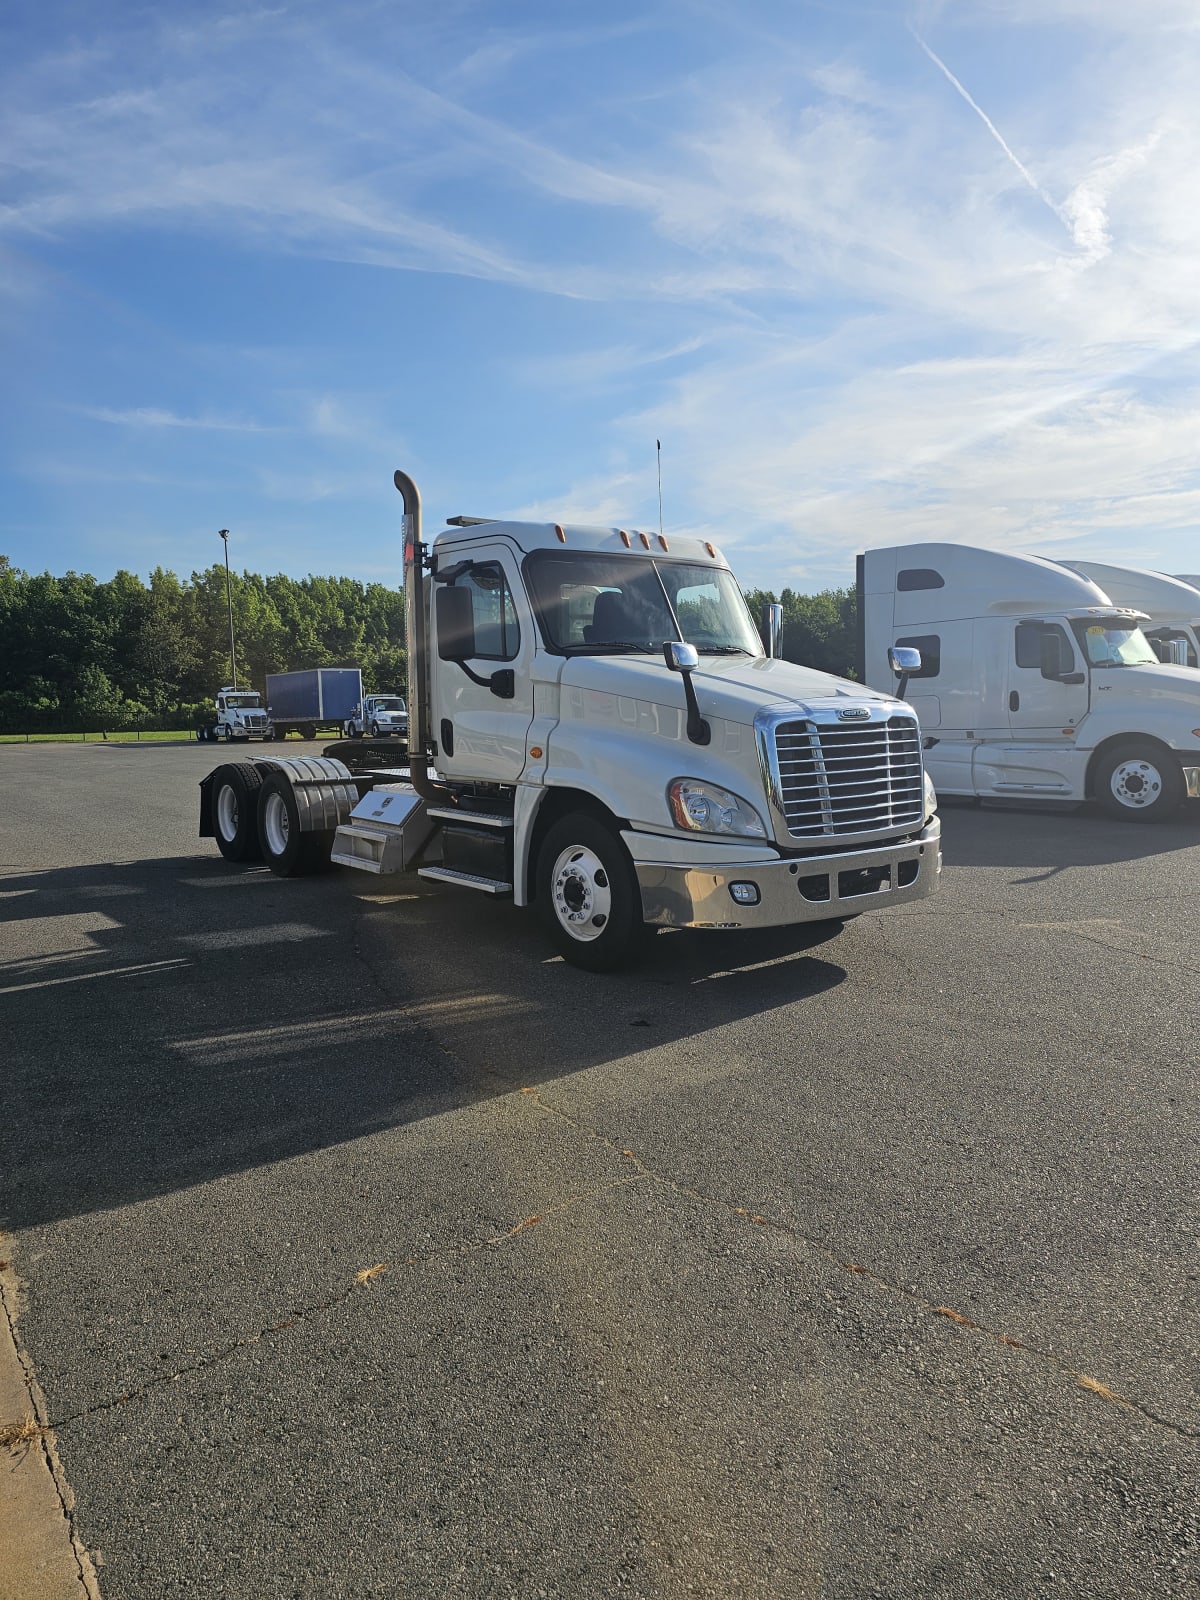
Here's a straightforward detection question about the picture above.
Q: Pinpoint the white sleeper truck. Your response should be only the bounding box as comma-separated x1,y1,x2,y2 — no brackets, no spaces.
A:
858,542,1200,822
197,471,941,970
1060,561,1200,669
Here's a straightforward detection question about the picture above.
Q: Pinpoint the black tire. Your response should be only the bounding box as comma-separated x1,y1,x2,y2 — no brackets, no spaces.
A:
211,763,265,863
370,722,380,739
222,724,234,743
301,723,317,742
536,812,648,972
256,772,331,877
195,728,206,743
1094,741,1184,822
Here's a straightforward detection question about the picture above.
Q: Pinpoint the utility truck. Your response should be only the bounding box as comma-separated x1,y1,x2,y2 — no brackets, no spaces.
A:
858,542,1200,821
197,471,941,971
343,694,409,740
1060,561,1200,668
265,668,363,741
198,687,273,743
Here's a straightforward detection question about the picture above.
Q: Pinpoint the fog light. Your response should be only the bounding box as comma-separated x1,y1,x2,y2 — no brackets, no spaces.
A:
729,881,760,906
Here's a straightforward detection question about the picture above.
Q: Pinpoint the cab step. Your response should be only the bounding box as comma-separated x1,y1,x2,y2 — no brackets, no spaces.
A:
417,866,513,896
426,806,513,829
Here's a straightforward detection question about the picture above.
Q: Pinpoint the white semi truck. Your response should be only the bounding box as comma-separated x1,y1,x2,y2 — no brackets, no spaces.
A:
198,470,941,970
197,687,274,743
1060,561,1200,668
343,694,409,740
858,542,1200,821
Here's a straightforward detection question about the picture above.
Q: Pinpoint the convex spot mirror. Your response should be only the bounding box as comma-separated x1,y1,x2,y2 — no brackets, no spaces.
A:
664,640,700,672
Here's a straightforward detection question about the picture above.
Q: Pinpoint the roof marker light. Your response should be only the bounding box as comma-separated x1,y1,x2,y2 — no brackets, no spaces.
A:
619,529,631,547
705,542,716,558
658,534,669,551
639,531,651,549
554,524,567,543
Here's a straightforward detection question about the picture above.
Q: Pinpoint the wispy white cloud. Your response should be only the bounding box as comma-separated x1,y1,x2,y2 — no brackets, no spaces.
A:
79,405,281,432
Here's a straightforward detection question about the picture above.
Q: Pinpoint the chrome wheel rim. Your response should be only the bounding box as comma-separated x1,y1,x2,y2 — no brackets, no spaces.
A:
1110,758,1162,809
550,845,612,942
215,784,239,842
263,791,290,856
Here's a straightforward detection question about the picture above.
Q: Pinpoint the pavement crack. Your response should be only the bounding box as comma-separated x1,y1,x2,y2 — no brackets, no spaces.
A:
513,1089,1200,1443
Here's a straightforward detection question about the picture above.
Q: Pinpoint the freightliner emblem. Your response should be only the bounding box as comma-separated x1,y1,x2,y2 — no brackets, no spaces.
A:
838,707,871,720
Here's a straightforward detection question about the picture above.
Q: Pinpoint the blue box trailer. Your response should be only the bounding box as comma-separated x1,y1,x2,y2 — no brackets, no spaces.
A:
265,667,363,739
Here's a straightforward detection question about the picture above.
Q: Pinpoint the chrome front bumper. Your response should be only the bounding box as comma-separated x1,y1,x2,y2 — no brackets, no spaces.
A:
635,817,942,930
1184,765,1200,800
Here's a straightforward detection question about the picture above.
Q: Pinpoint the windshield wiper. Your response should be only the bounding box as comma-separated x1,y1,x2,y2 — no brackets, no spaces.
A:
695,645,750,655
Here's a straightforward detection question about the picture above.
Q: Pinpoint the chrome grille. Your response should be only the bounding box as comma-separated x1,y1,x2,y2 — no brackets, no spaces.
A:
773,714,923,838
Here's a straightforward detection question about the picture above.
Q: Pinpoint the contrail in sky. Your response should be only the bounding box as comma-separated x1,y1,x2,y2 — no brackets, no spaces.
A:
910,27,1068,232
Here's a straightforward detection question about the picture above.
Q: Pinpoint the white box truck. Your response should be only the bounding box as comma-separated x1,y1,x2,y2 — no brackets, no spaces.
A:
1060,561,1200,668
196,471,941,971
858,542,1200,822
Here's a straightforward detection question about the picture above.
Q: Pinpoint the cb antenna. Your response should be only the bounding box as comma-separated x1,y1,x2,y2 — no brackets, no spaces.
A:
656,438,664,540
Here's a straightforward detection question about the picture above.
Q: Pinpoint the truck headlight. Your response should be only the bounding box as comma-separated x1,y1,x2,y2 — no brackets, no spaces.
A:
924,770,937,820
667,779,767,838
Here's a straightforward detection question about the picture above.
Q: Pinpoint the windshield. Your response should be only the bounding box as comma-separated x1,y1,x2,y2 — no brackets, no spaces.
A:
372,698,405,711
226,695,261,708
524,551,764,657
1070,621,1159,668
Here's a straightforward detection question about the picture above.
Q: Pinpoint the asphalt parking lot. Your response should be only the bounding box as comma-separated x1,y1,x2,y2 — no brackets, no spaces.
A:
1,741,1197,1599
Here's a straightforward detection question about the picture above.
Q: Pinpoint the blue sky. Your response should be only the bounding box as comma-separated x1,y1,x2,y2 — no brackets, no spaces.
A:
3,0,1199,593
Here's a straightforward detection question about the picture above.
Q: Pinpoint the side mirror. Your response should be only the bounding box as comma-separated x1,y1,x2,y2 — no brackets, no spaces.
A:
436,585,476,660
662,641,709,745
1039,631,1067,680
888,644,921,700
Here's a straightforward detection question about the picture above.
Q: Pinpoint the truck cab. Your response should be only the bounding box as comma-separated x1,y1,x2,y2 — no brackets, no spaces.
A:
213,688,273,742
344,694,409,740
859,543,1200,820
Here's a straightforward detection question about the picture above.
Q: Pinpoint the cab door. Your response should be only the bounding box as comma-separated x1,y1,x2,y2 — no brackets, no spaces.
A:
429,544,535,783
1007,620,1089,734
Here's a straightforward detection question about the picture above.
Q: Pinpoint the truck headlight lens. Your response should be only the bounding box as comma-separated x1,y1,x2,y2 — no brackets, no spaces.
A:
923,770,937,820
667,779,767,838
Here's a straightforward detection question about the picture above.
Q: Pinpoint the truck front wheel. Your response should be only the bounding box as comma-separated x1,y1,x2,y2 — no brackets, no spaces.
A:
212,763,264,863
1094,741,1184,822
536,813,648,972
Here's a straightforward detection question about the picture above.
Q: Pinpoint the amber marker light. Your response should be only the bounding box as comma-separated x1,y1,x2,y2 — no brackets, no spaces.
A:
555,524,567,542
529,746,543,759
705,542,717,558
619,529,631,547
657,534,669,551
639,531,651,548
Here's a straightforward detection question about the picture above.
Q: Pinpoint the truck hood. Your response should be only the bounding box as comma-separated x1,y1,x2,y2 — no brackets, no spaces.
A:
1090,660,1200,707
558,652,905,724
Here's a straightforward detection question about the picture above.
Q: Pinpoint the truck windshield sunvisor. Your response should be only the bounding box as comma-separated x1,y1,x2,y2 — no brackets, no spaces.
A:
523,551,763,658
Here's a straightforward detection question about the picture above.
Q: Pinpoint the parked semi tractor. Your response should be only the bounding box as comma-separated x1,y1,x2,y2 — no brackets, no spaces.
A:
343,693,408,740
197,470,941,971
197,686,274,743
265,668,363,741
1060,561,1200,668
858,542,1200,821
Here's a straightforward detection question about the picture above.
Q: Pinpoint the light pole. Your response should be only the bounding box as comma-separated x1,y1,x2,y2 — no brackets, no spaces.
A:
218,529,237,688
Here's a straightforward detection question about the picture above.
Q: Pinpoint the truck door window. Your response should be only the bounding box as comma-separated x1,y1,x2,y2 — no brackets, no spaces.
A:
458,563,520,661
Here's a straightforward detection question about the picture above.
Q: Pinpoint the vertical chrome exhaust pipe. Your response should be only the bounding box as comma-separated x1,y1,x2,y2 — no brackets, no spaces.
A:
395,469,446,804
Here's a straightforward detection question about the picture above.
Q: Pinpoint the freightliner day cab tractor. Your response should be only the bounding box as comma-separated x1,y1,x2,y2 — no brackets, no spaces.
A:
1059,561,1200,668
197,471,941,971
343,694,409,740
198,687,273,743
858,542,1200,822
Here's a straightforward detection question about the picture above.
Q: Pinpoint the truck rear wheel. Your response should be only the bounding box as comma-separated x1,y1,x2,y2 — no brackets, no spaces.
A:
256,772,332,877
1094,741,1184,822
536,813,648,972
212,763,265,863
301,723,317,742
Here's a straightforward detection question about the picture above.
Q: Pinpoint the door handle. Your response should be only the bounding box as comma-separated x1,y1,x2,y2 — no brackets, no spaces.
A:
1009,691,1019,712
440,718,454,758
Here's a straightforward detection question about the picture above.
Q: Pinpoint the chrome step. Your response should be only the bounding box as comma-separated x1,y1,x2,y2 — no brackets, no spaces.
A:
426,807,513,829
417,866,513,895
331,823,401,874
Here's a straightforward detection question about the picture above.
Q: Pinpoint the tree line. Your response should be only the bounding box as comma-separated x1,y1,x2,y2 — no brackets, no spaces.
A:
0,554,857,734
0,557,407,733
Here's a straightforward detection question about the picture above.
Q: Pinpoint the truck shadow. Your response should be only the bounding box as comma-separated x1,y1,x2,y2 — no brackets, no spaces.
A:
939,797,1200,876
0,856,847,1230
